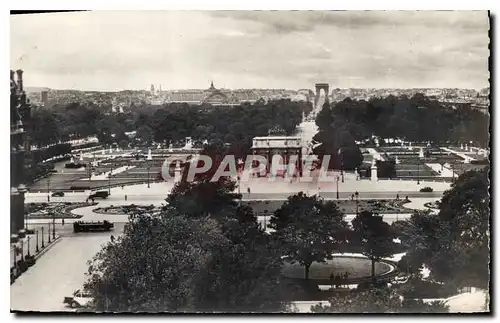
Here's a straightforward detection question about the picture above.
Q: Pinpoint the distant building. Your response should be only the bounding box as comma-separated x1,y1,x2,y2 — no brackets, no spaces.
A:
166,81,260,106
150,84,155,95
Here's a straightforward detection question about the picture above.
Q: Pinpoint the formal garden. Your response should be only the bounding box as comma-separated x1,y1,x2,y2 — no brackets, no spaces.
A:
25,202,96,219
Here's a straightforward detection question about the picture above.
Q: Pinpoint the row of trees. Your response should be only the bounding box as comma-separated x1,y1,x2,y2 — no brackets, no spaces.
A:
318,94,489,147
30,99,312,151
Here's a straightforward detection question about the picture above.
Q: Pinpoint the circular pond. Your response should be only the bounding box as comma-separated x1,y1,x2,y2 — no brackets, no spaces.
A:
283,256,395,281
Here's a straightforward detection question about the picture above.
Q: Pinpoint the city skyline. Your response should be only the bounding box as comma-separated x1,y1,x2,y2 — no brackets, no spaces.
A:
11,11,490,91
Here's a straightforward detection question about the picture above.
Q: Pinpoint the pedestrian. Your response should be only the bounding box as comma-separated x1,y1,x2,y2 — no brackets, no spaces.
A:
62,219,65,226
110,235,115,242
396,193,399,200
91,198,95,204
247,187,251,194
125,195,128,201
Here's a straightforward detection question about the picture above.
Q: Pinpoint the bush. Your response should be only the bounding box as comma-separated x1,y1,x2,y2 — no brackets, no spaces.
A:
419,187,433,192
400,279,454,299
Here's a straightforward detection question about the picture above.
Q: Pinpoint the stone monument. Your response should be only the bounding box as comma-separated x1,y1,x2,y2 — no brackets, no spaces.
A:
419,148,424,158
184,137,193,149
371,159,378,181
174,160,182,183
395,156,400,164
147,149,152,161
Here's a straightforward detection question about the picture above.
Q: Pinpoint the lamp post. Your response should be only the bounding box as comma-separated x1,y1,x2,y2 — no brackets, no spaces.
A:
108,167,112,195
336,175,340,199
36,230,39,252
237,175,242,205
47,177,51,202
52,212,56,240
27,236,31,257
20,241,24,262
341,154,344,183
355,191,359,216
41,227,45,248
147,165,150,188
417,159,420,185
451,162,456,182
48,223,51,243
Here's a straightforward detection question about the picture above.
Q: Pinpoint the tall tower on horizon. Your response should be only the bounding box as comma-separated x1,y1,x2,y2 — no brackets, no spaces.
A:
150,84,155,95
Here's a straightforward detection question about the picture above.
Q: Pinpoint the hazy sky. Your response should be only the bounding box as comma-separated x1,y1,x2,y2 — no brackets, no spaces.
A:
10,11,490,91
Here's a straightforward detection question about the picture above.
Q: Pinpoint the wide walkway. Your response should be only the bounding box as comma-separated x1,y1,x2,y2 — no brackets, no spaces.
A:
11,234,115,312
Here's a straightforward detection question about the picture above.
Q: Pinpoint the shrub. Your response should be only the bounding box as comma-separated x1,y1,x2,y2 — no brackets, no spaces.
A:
419,187,433,192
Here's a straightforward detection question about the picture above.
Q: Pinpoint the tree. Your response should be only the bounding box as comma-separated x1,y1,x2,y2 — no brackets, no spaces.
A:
166,143,240,219
405,168,490,290
351,211,395,281
269,192,350,280
136,125,154,146
85,205,289,312
84,212,227,312
310,288,448,313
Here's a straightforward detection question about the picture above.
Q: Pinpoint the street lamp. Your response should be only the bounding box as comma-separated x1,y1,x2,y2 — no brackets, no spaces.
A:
27,236,31,257
20,241,24,262
451,162,456,182
108,167,113,195
341,154,344,183
48,224,51,243
36,230,39,252
147,165,151,188
355,191,359,216
52,212,56,240
336,175,340,199
47,178,51,202
237,175,242,205
41,227,45,248
417,160,420,185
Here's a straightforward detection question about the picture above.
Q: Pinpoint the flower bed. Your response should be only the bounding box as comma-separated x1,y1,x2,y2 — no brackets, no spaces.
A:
93,204,159,215
26,202,95,219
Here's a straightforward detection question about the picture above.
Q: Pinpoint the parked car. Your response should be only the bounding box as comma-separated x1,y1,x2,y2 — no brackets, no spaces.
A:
88,191,109,199
63,289,93,308
51,191,65,197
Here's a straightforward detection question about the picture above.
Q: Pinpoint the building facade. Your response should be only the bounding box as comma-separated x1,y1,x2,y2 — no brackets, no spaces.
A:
251,136,303,177
11,69,31,236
